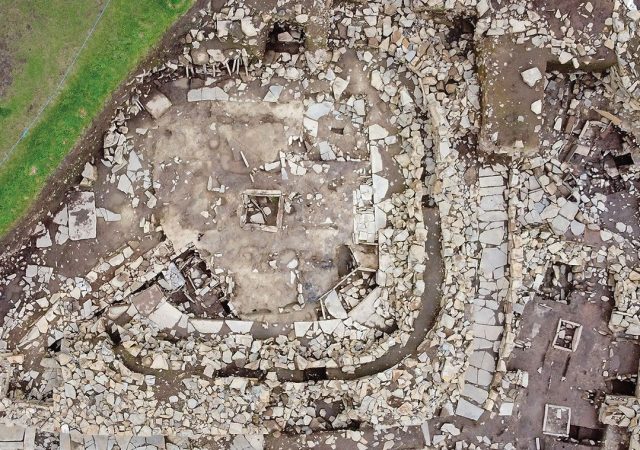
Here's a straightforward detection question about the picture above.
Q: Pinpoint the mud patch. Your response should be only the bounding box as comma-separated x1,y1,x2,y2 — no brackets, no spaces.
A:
0,40,13,100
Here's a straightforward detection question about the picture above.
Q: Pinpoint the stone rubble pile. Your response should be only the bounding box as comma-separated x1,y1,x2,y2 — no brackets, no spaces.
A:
1,0,639,447
609,257,640,336
0,0,462,437
600,395,640,430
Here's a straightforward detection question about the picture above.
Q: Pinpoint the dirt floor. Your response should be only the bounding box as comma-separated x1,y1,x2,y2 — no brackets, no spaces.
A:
140,95,368,319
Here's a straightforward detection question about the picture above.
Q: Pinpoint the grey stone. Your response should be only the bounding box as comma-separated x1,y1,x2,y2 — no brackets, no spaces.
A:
551,215,571,235
68,191,96,241
324,290,347,319
521,67,543,87
149,302,183,329
455,398,484,420
226,320,254,334
463,383,489,404
559,201,579,220
145,91,172,119
369,124,389,140
480,248,507,275
202,87,229,101
479,226,505,246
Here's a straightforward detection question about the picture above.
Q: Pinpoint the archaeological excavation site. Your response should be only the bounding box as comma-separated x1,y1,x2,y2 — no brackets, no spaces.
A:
0,0,640,448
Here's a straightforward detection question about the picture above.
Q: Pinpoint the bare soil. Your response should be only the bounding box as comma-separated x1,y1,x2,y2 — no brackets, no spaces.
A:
0,40,12,100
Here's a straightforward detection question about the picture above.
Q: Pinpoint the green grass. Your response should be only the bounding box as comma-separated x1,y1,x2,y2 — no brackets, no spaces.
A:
0,0,105,157
0,0,193,236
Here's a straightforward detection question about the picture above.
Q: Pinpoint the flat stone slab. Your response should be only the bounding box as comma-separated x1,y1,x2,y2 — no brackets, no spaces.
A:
148,301,183,329
190,319,224,334
456,398,484,421
0,425,24,442
131,285,164,316
324,290,347,319
551,215,571,235
473,323,504,341
462,383,489,405
479,247,507,276
349,286,382,324
294,321,313,337
372,174,389,204
479,226,505,246
0,443,24,450
68,191,96,241
188,87,230,102
144,91,172,119
479,175,504,187
319,319,341,334
231,434,264,450
559,201,579,220
368,123,389,140
226,320,254,334
469,350,497,372
479,195,506,212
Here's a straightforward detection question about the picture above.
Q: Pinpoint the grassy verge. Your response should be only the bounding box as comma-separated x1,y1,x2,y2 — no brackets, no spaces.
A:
0,0,105,154
0,0,193,236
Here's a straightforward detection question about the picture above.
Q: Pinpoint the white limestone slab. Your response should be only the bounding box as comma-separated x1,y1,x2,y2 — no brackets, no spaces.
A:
148,302,183,329
190,319,224,334
294,321,313,337
324,290,348,319
319,319,340,334
226,320,254,334
349,287,382,324
455,398,484,421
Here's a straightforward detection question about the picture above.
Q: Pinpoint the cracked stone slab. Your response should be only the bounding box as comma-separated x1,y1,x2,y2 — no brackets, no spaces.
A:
462,383,489,405
148,301,183,329
190,319,224,334
226,320,254,334
67,191,96,241
455,398,484,421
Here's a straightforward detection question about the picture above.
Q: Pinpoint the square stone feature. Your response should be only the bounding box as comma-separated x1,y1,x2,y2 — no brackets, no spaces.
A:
553,319,583,352
0,424,25,442
144,91,172,120
543,404,571,437
240,189,283,232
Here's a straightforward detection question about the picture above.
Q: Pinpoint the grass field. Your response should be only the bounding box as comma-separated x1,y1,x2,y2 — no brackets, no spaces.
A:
0,0,105,155
0,0,193,236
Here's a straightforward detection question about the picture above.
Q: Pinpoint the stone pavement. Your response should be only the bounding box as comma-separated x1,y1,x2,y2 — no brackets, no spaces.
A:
456,165,509,421
60,433,169,450
0,425,35,450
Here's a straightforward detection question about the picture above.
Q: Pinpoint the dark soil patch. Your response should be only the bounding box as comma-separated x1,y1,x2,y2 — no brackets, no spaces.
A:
0,40,13,99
